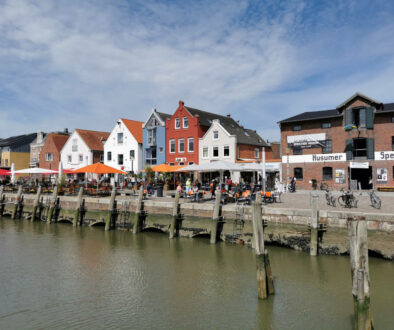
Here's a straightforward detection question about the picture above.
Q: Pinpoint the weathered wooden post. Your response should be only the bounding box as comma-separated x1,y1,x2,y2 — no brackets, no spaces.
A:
348,216,373,330
12,185,23,220
0,186,5,217
31,186,42,222
169,190,181,239
210,190,222,244
73,187,84,227
132,187,144,234
310,193,319,256
252,194,274,299
47,186,58,224
105,188,117,231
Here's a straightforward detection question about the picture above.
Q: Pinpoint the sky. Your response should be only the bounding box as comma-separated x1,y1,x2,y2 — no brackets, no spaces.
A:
1,0,394,141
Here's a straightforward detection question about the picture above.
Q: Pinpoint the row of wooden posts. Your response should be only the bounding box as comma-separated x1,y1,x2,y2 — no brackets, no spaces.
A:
0,185,373,329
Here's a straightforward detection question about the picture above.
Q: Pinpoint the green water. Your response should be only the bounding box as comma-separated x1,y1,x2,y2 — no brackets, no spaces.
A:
0,219,392,329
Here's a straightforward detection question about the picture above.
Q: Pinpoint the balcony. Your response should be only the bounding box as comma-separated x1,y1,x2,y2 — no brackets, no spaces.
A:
30,159,39,167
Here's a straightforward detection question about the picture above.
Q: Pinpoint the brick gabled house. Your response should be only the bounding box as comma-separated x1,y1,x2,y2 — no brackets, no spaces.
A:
40,133,70,170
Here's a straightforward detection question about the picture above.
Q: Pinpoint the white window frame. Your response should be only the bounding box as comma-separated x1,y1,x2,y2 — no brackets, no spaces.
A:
169,139,175,153
223,145,230,158
117,132,124,144
187,138,194,152
175,118,181,129
202,147,208,158
254,148,259,159
213,146,219,158
213,130,219,140
45,153,53,162
183,117,189,128
178,138,185,153
107,151,112,161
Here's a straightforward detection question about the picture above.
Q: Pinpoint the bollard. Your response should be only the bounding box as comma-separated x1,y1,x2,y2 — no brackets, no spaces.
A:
348,217,373,330
31,186,42,222
310,193,319,256
47,186,58,224
0,186,5,217
73,188,84,227
169,190,181,239
12,185,23,220
252,194,274,299
132,187,144,234
210,190,222,244
105,188,117,231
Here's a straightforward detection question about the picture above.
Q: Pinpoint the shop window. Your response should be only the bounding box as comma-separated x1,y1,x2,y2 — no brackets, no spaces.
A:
293,147,302,155
188,138,194,152
183,117,188,128
223,146,230,157
203,147,208,158
322,140,332,153
118,154,123,165
178,138,185,153
107,151,112,161
213,146,219,157
293,125,302,131
322,122,331,129
169,139,175,153
322,167,333,180
294,167,303,180
175,118,181,129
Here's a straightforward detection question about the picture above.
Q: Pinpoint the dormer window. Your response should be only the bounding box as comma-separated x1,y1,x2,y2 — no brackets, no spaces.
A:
175,118,181,129
183,117,188,128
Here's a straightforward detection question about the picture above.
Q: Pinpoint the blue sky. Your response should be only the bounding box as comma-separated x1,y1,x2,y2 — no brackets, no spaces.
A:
1,0,394,141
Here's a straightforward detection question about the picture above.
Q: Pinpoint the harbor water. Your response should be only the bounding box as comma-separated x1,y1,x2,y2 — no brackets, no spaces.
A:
0,218,393,329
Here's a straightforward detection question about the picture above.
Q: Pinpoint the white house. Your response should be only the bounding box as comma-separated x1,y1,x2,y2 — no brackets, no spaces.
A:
104,118,143,173
60,129,110,170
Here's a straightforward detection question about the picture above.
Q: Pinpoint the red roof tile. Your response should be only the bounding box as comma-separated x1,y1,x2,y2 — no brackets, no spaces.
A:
121,119,143,144
49,133,69,152
75,129,110,151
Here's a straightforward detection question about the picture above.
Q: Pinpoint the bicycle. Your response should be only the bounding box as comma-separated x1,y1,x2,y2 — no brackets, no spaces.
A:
369,190,381,209
325,189,336,207
337,188,358,208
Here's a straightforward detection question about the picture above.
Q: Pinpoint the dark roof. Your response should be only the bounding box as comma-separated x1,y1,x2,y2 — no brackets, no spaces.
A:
0,133,37,149
278,109,341,124
378,103,394,113
185,106,239,127
156,111,172,121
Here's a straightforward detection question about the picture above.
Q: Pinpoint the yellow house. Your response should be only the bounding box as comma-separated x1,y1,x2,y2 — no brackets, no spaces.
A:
1,151,31,170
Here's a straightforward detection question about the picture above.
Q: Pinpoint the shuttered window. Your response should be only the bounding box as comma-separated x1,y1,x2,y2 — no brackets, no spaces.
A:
365,107,374,129
345,139,353,160
366,138,374,160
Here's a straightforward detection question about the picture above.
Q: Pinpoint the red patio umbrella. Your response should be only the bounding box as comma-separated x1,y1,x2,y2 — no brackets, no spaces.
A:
0,169,11,175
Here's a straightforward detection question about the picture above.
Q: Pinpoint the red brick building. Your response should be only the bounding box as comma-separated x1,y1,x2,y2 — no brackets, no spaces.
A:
40,133,70,170
279,93,394,190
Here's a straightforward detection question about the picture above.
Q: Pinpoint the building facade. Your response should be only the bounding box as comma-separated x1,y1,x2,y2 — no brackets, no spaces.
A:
104,119,143,173
279,93,394,190
61,129,109,170
30,132,47,168
0,133,37,170
40,133,70,170
142,109,171,166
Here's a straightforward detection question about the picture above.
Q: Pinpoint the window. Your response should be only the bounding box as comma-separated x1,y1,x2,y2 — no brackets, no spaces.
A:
178,138,185,153
345,107,373,129
169,139,175,153
293,125,301,131
188,162,194,165
224,146,230,157
322,122,331,129
179,162,184,166
79,154,83,162
67,155,72,163
392,117,394,123
392,137,394,150
159,147,163,153
117,133,123,144
118,154,124,165
183,117,188,128
100,154,104,162
322,140,332,153
213,146,219,157
203,147,208,158
322,167,333,180
72,139,78,152
169,163,175,166
293,148,302,155
353,138,367,158
175,118,181,129
213,130,219,139
294,167,303,180
254,148,259,159
130,150,135,160
45,153,53,161
147,129,156,145
188,138,194,152
107,151,112,161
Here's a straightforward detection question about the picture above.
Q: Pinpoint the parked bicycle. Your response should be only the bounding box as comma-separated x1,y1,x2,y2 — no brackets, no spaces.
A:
369,190,381,209
325,189,336,207
337,188,358,208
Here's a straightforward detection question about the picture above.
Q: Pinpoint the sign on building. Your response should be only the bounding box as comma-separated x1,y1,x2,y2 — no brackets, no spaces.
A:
282,153,346,164
375,151,394,160
350,162,369,169
376,168,388,183
287,133,326,149
335,169,346,184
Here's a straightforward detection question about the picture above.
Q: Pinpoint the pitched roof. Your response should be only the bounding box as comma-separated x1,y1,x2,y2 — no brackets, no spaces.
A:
121,119,144,144
336,92,382,110
0,133,37,149
278,109,341,124
185,106,240,127
49,133,69,152
378,102,394,113
156,111,172,121
75,129,110,151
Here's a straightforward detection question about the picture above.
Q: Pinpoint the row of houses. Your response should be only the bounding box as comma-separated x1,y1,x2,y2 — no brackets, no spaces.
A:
0,100,279,177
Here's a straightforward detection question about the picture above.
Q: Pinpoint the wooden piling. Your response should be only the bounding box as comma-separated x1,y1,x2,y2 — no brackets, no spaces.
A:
47,186,58,224
310,193,319,256
105,188,117,231
132,187,144,234
0,186,5,217
210,190,222,244
31,186,42,222
169,190,180,239
347,217,373,330
12,185,23,220
73,187,84,227
252,194,274,299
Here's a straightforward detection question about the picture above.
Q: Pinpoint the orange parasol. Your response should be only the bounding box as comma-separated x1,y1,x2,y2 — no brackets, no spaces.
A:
71,163,126,174
151,163,185,173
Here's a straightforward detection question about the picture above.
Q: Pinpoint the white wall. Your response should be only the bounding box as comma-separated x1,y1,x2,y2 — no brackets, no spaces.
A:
199,120,237,164
60,131,92,169
104,119,142,172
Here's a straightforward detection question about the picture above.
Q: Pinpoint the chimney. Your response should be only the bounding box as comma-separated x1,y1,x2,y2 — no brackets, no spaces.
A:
227,114,231,117
179,100,184,106
64,128,69,134
37,132,43,143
